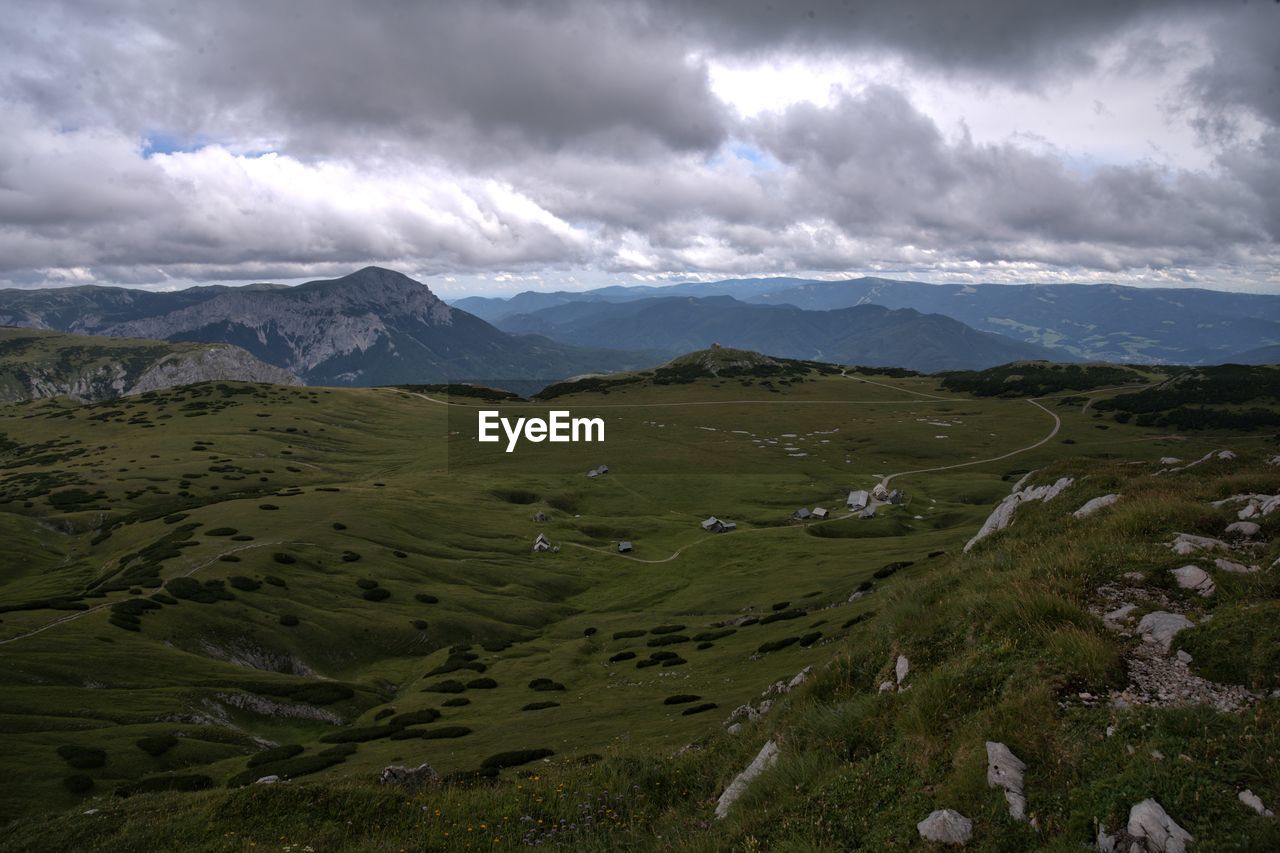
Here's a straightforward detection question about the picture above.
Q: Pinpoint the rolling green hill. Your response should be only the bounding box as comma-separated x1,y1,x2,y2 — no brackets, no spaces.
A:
0,353,1277,850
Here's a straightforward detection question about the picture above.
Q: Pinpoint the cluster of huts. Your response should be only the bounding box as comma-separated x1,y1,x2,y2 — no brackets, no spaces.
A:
701,516,738,533
792,507,830,520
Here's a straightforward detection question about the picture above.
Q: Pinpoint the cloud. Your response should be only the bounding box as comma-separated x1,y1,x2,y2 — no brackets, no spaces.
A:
0,0,1276,292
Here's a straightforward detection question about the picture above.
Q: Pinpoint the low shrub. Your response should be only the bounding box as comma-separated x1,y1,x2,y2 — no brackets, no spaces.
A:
693,629,735,642
56,745,106,769
757,637,800,653
272,553,296,565
341,551,361,562
480,748,554,769
373,708,395,721
646,635,689,647
318,726,397,744
771,601,790,611
116,774,213,797
227,755,344,787
608,651,636,663
318,743,358,758
248,744,304,768
423,680,467,694
681,703,717,716
411,619,429,630
258,504,279,511
612,629,644,639
356,578,379,590
135,735,178,757
264,575,287,587
528,678,565,692
661,656,687,667
279,614,300,627
522,702,560,711
799,631,823,647
466,678,498,689
663,694,700,705
415,593,439,604
362,588,391,602
649,624,686,634
760,609,805,625
228,576,261,592
442,698,470,707
205,527,238,537
583,627,597,636
696,642,714,650
290,683,354,705
389,709,441,727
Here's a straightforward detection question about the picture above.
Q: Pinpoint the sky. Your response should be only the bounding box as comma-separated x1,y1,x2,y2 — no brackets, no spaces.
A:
1,0,1278,297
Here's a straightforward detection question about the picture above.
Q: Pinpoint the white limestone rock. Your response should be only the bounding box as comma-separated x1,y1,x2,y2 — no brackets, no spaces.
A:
1238,789,1274,817
1215,557,1260,574
986,741,1027,821
1127,799,1193,853
1169,533,1230,556
1170,565,1215,597
714,740,779,819
1074,494,1120,519
1137,612,1194,652
895,655,910,685
964,476,1073,551
917,809,973,846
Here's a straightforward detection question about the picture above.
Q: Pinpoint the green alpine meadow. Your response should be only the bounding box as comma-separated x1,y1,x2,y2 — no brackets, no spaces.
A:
2,343,1278,849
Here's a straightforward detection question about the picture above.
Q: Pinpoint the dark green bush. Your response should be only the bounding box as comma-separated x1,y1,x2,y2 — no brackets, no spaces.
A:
608,651,636,663
356,578,379,590
528,678,565,692
57,745,106,769
646,635,689,647
583,627,597,636
116,774,213,797
799,631,823,647
318,726,397,744
228,576,261,592
272,553,296,565
135,735,178,757
248,744,304,768
424,680,467,694
649,624,686,634
466,678,498,689
290,683,354,705
522,702,560,711
663,694,701,705
279,614,300,627
612,629,645,639
760,609,805,625
341,551,361,562
205,527,238,537
693,629,736,642
681,703,718,716
480,748,554,769
411,619,429,630
415,593,439,604
757,637,799,653
226,755,344,788
442,697,470,707
318,743,358,758
362,588,391,602
389,709,441,727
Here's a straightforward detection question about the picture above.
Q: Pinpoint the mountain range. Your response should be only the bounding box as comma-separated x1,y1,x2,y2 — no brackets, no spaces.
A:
457,277,1280,365
0,268,659,388
496,294,1059,373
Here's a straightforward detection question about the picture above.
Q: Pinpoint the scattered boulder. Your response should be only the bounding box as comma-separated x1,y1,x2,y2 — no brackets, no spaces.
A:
1136,612,1194,652
1074,494,1120,519
1238,789,1274,817
1214,557,1260,574
878,680,895,693
1168,533,1230,556
1104,603,1138,625
986,741,1027,821
965,476,1073,551
895,655,910,685
1158,457,1181,465
917,809,973,846
254,775,280,785
714,740,779,819
1170,565,1215,597
379,763,438,790
1127,799,1193,853
1224,521,1260,538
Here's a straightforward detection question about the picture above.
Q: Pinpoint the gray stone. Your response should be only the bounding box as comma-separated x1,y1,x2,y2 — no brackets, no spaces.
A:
1170,565,1214,597
1215,557,1259,574
1136,612,1194,652
1169,533,1229,556
1074,494,1120,519
1127,799,1193,853
1238,789,1274,817
895,655,910,684
964,477,1073,551
985,741,1027,821
1225,521,1260,537
917,809,973,846
379,763,438,790
714,740,779,819
254,775,280,784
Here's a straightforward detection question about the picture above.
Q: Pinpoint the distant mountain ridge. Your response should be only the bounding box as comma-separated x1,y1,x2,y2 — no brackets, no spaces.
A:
495,294,1063,373
0,268,660,387
456,277,1280,364
0,327,300,403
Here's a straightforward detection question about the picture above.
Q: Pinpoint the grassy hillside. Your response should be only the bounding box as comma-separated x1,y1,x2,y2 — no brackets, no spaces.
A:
0,360,1276,849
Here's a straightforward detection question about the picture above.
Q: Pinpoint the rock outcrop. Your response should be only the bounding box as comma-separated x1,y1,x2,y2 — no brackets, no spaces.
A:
986,741,1027,821
1074,494,1120,519
965,475,1074,552
714,740,779,819
379,763,438,790
917,809,973,846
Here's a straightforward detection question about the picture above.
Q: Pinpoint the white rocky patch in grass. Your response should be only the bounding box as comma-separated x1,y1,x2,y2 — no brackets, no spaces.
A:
917,809,972,846
1074,493,1120,519
986,742,1028,821
1170,565,1215,597
1126,799,1193,853
1238,789,1274,817
714,740,779,819
964,474,1074,552
1168,533,1231,556
1225,521,1261,537
1214,556,1260,574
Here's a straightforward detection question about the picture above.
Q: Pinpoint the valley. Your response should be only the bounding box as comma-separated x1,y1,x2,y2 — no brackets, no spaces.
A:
3,351,1277,849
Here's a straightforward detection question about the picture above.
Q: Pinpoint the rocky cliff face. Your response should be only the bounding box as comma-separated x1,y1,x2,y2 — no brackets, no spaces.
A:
0,328,302,403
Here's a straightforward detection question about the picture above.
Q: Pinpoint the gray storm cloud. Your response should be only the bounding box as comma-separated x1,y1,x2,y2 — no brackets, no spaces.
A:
0,0,1276,290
